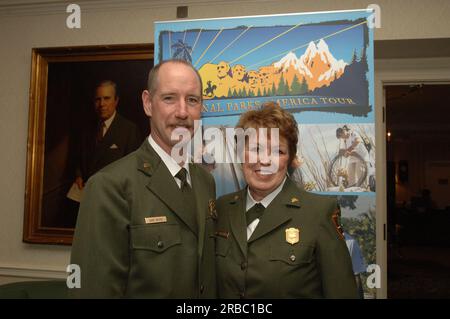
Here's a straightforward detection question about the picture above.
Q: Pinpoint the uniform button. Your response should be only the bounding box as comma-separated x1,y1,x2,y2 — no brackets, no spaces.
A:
240,262,247,270
200,285,204,294
290,254,296,262
157,241,164,249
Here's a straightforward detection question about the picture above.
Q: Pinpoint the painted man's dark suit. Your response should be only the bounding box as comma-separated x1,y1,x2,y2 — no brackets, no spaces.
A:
70,140,217,298
77,113,141,182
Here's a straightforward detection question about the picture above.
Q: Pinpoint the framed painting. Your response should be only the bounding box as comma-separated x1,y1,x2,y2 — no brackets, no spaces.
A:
23,44,153,244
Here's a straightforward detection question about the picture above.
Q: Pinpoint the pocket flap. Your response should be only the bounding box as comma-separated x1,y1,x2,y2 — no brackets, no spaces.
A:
130,224,181,252
270,243,315,265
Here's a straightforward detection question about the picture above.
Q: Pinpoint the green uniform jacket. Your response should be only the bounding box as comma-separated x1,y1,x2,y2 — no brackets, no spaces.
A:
70,140,217,298
215,178,358,299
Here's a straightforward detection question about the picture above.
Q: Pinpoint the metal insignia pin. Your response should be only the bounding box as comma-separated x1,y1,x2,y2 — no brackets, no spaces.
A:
143,163,151,169
285,228,300,245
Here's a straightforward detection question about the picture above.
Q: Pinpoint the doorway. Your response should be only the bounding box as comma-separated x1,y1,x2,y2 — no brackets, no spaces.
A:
386,84,450,298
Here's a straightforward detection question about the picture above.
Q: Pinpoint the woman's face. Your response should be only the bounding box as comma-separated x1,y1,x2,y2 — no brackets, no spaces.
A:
242,133,290,201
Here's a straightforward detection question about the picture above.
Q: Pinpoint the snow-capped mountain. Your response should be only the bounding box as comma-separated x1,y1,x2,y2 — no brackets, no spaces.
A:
274,52,298,71
272,39,347,90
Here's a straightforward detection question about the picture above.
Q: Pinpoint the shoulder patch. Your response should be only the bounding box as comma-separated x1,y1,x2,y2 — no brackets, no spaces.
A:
208,199,218,220
331,207,345,240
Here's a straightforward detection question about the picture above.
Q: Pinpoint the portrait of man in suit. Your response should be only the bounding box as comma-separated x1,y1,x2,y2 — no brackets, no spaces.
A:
74,80,141,190
25,47,151,242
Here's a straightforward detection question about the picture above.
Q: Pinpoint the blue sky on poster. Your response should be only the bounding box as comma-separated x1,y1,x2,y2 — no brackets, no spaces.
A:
158,23,365,69
154,9,372,63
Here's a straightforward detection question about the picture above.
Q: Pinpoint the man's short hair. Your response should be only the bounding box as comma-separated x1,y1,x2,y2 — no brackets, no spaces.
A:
96,80,118,99
146,59,203,101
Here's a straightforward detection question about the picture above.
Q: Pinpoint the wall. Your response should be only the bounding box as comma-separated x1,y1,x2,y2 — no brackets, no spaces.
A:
1,0,450,285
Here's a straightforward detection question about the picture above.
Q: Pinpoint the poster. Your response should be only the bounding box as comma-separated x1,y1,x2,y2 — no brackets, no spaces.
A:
156,9,376,298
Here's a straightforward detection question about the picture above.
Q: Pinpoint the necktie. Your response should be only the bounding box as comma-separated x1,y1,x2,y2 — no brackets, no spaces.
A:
96,121,105,144
176,168,198,233
176,167,190,190
246,203,265,226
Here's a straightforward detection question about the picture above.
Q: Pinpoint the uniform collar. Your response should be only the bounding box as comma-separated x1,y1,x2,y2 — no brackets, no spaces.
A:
245,176,287,211
148,135,191,186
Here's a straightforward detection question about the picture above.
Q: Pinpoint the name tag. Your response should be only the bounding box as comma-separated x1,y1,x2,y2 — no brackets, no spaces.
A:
144,216,167,224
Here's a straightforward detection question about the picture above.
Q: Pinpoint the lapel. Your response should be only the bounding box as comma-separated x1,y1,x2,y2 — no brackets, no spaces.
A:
137,140,198,236
228,189,248,257
247,178,302,243
189,163,207,258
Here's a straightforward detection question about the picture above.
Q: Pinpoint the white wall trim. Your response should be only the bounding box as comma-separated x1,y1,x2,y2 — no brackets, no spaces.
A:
0,265,67,280
374,56,450,299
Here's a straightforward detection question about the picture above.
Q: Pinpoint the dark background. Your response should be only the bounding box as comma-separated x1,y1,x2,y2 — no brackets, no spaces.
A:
42,59,153,228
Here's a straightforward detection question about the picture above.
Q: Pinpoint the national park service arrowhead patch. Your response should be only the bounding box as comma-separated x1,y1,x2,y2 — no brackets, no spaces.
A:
331,207,345,240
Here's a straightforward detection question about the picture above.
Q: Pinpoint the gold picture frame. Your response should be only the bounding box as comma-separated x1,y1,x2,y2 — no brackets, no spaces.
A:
23,44,154,245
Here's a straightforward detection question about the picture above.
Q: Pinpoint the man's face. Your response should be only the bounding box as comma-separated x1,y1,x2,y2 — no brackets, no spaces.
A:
242,133,290,200
232,65,246,81
94,85,118,121
143,62,202,154
259,66,275,87
248,71,259,88
217,61,230,79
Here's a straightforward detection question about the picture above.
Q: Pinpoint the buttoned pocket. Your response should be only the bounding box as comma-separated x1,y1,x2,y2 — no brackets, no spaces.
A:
269,243,315,266
130,224,181,253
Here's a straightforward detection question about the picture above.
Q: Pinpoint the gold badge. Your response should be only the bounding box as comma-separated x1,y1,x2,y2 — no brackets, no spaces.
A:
144,216,167,224
285,228,300,245
291,197,299,203
208,199,218,219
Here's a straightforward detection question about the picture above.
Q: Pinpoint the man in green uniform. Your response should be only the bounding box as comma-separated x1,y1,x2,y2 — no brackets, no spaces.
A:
69,60,216,298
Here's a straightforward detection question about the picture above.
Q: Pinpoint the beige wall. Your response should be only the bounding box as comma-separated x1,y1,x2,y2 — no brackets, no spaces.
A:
1,0,450,283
